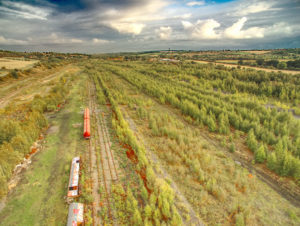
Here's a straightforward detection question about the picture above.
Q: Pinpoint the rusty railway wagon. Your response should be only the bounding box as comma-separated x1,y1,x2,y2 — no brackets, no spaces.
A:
67,202,84,226
67,156,81,201
83,108,90,139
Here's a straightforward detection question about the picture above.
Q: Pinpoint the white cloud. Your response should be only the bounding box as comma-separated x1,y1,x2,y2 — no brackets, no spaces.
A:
70,38,83,43
156,26,172,40
0,1,51,20
224,17,264,39
183,19,221,39
92,38,111,44
0,36,27,45
49,33,84,44
234,1,278,16
105,0,169,35
187,1,205,7
110,22,145,35
182,21,194,30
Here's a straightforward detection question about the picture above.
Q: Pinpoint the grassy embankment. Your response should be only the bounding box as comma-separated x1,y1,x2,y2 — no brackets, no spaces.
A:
0,71,86,225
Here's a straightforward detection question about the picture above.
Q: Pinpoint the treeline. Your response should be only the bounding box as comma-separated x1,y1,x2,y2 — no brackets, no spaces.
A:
98,61,300,183
90,69,183,225
0,75,70,198
239,59,300,70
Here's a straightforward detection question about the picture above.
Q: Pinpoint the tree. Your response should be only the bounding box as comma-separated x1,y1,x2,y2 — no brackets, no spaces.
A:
141,186,148,203
207,116,216,132
230,143,235,153
277,61,287,69
132,209,142,226
255,144,266,163
246,129,257,152
267,152,277,171
144,204,152,219
256,59,265,66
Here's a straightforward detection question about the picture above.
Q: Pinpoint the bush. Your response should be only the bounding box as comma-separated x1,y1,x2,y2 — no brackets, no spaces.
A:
11,69,19,79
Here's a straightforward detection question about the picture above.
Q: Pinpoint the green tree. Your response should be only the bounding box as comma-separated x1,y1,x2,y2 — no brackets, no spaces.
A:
141,185,148,203
277,61,287,69
255,144,266,163
230,143,235,153
207,116,216,132
144,204,152,219
267,152,277,171
246,129,257,152
132,209,142,226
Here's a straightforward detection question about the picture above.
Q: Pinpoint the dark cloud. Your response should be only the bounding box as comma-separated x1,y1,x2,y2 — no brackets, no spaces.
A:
0,0,299,53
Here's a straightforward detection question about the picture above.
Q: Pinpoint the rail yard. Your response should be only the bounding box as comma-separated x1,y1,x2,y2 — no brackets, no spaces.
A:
0,51,300,226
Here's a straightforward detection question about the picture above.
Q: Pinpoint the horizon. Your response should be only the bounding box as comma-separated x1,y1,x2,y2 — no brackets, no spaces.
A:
0,0,300,53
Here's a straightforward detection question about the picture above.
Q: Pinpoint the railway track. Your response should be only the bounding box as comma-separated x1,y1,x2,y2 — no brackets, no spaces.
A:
88,80,120,225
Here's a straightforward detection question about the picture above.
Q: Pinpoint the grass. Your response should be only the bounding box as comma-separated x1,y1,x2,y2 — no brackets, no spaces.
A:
0,71,86,226
0,58,39,70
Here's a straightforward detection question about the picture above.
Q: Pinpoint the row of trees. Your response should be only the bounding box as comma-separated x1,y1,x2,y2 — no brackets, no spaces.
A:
90,68,183,225
100,61,300,182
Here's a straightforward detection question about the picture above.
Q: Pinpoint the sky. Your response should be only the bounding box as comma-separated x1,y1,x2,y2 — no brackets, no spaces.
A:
0,0,299,53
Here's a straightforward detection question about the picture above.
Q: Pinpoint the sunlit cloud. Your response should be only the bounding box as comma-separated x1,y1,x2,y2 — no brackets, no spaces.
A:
224,17,265,39
156,26,172,40
187,1,205,7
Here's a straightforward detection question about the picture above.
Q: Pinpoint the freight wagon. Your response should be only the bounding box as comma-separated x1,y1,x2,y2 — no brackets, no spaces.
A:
67,202,84,226
67,156,81,201
83,108,90,139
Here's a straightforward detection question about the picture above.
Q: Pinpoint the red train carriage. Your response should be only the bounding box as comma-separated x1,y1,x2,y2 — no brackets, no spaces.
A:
67,157,81,199
67,202,84,226
83,108,90,139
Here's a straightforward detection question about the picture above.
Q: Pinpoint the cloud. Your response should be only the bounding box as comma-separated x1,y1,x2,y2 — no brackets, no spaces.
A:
104,0,169,35
0,1,51,20
264,22,299,38
187,1,205,7
92,38,111,44
109,22,145,35
224,17,265,39
234,1,278,16
70,38,83,43
156,26,172,40
0,36,27,45
183,19,221,39
182,21,194,30
48,33,83,44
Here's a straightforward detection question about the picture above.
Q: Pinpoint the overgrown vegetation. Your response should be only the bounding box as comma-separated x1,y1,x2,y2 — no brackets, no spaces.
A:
0,74,70,198
89,69,183,225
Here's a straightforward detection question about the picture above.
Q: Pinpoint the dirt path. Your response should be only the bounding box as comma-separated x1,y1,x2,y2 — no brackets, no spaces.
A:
89,81,120,225
121,107,205,226
192,60,300,75
0,64,77,108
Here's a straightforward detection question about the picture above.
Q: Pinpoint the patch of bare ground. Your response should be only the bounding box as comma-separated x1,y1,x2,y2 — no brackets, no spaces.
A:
121,107,205,226
0,64,80,108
